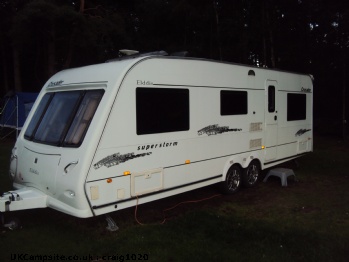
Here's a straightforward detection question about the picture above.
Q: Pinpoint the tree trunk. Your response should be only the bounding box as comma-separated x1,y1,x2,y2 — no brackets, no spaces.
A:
80,0,85,13
213,1,222,60
1,44,9,94
64,0,85,69
342,50,347,140
262,1,267,66
266,10,276,68
262,0,276,68
13,48,22,92
47,28,56,78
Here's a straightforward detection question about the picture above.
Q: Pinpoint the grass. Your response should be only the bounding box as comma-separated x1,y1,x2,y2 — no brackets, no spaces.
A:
0,136,349,261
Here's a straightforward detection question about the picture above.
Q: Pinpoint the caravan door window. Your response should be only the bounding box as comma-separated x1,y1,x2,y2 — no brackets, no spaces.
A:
268,86,276,113
24,90,104,146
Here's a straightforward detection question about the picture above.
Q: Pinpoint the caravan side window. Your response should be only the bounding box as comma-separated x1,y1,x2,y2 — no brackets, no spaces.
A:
136,88,189,135
24,90,104,146
287,93,306,121
220,90,248,115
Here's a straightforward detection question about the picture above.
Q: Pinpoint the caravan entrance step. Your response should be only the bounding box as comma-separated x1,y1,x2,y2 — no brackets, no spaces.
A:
263,168,296,187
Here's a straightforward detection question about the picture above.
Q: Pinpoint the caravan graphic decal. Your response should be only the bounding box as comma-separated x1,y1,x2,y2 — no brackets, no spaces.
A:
198,124,242,136
137,141,178,151
94,152,152,169
295,129,311,136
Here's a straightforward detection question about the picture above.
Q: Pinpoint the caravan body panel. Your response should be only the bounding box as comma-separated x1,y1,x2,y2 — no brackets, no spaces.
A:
1,56,313,218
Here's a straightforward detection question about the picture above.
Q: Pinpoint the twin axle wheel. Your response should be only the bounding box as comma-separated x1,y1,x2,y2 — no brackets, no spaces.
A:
221,160,261,194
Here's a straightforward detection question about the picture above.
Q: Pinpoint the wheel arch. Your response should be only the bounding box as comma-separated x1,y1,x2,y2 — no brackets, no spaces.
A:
222,155,262,182
247,157,262,170
222,157,244,182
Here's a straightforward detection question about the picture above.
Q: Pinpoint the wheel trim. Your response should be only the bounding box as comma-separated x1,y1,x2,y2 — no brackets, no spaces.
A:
246,165,259,184
227,170,240,190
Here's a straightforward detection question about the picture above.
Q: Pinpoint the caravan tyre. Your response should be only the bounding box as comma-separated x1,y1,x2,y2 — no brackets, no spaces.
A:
221,165,242,194
242,160,261,187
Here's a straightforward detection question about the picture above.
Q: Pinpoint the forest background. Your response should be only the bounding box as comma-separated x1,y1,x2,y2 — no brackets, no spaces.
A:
0,0,348,136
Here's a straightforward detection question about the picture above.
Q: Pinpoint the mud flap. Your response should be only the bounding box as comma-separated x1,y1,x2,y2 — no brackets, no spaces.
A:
0,187,47,212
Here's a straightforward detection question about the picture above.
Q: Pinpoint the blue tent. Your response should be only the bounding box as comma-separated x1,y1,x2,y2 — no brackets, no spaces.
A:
0,91,38,135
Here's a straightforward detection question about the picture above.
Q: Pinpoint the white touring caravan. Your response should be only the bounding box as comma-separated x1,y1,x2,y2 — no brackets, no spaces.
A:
1,52,313,227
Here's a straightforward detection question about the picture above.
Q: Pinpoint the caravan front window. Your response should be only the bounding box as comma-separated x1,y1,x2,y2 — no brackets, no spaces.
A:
64,91,103,146
24,90,104,146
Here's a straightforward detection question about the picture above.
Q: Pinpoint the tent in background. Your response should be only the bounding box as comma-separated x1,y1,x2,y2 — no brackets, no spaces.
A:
0,90,38,138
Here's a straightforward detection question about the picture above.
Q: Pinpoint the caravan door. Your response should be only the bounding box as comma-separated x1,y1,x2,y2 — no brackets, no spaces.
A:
264,80,278,161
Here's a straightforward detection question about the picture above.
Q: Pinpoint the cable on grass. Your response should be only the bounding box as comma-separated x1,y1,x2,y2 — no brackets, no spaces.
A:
134,193,222,225
135,195,144,225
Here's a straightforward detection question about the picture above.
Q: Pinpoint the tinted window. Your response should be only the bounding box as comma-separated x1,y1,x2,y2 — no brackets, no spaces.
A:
34,91,81,145
24,93,52,140
287,93,306,121
64,90,104,146
220,90,248,115
136,88,189,135
268,86,275,113
24,90,104,146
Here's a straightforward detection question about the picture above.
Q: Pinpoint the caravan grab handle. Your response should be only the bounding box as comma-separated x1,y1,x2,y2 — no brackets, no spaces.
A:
64,161,78,173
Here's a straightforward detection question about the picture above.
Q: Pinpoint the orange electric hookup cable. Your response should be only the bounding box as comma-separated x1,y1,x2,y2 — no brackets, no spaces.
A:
134,193,222,225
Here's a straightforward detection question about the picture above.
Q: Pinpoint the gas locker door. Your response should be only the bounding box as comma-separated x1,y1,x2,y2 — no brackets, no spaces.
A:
264,80,278,161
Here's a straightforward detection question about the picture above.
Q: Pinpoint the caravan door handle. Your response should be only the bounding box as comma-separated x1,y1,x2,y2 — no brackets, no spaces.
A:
64,161,78,173
274,115,277,121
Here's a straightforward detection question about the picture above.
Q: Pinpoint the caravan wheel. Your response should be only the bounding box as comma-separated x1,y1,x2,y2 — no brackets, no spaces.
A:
221,165,242,194
242,160,261,187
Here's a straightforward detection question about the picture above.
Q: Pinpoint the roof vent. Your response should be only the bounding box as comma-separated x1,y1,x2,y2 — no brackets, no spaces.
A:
139,50,168,57
118,50,168,57
248,70,255,76
119,49,139,56
107,50,168,62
